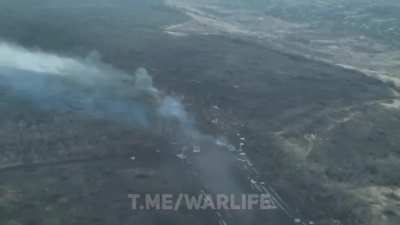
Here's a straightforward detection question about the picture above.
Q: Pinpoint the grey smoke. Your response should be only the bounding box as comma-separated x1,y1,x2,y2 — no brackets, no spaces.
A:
159,96,192,126
0,41,224,159
0,41,188,128
134,67,158,94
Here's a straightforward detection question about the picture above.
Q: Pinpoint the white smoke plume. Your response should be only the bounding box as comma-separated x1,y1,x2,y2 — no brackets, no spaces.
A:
0,41,189,129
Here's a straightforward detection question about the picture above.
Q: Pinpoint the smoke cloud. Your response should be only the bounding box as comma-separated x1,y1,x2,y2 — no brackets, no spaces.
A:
0,41,188,128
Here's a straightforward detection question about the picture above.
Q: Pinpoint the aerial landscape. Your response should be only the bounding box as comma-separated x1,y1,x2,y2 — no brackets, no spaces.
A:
0,1,399,225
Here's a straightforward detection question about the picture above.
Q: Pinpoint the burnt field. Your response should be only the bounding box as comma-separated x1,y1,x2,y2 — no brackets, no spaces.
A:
0,1,400,225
